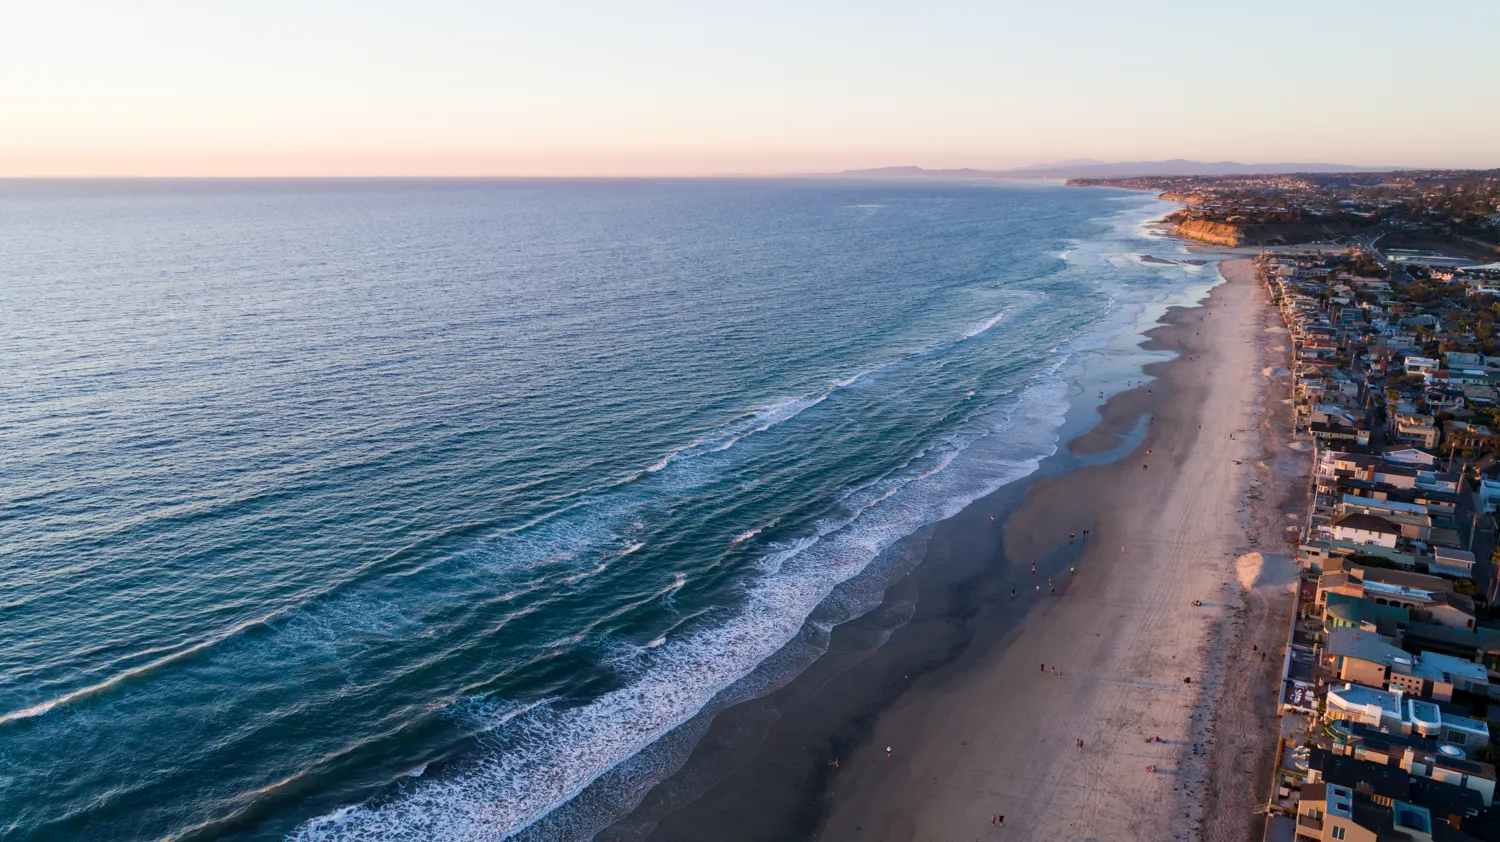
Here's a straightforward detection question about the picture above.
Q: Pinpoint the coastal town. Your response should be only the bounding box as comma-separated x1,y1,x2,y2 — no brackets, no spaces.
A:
1232,235,1500,839
1073,169,1500,257
1063,169,1500,841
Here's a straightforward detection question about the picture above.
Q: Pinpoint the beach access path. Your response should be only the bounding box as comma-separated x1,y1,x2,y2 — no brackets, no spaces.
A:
815,258,1297,841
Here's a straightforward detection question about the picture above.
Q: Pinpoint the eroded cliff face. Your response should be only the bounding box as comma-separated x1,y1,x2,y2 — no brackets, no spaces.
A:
1165,212,1363,247
1173,218,1246,246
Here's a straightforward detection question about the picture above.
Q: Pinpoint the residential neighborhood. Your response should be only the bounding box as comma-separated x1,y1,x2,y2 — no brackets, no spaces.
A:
1254,245,1500,840
1072,169,1500,258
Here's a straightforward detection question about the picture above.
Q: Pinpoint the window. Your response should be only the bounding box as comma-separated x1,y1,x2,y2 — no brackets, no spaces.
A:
1332,825,1347,840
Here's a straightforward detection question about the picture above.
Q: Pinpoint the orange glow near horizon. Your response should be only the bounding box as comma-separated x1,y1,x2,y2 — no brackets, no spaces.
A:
3,1,1497,178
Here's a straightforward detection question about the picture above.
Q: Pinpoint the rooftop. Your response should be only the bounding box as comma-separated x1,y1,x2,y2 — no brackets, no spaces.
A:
1332,512,1403,535
1328,681,1403,717
1362,579,1438,601
1434,546,1477,565
1327,628,1411,667
1354,565,1453,593
1396,649,1490,684
1324,592,1410,631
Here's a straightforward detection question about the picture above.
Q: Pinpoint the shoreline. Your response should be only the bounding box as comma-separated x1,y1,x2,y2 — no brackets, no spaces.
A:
805,257,1294,841
599,252,1300,840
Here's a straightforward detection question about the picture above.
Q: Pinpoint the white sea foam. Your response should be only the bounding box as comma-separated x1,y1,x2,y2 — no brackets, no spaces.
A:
645,391,830,473
287,194,1193,842
641,363,889,477
960,310,1005,340
289,375,1070,842
636,302,1028,483
0,610,290,726
730,527,764,545
561,562,611,586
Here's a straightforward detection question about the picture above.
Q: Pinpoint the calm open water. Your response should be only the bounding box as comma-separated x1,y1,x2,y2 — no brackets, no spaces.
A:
0,178,1205,841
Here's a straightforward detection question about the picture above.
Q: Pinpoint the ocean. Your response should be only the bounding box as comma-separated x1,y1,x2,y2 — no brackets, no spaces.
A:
0,178,1211,841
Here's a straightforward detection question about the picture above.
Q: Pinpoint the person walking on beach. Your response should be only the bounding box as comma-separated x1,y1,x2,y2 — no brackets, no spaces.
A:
886,745,891,757
1031,562,1035,574
1040,662,1045,672
1010,588,1015,599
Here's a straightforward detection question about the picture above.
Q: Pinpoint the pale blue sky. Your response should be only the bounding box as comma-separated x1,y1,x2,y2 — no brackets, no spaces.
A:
3,0,1497,175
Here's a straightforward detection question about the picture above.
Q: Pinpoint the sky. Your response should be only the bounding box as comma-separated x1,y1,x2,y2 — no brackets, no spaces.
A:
3,0,1499,177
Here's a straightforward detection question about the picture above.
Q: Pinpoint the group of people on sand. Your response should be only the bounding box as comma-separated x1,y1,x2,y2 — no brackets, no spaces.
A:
1010,529,1088,599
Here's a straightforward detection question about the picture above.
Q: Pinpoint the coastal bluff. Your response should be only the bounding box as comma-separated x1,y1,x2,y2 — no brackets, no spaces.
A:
1164,211,1360,247
1172,216,1247,246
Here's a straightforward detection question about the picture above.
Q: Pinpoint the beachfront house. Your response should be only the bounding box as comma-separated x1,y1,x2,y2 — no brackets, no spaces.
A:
1329,513,1401,549
1338,496,1431,541
1293,782,1391,842
1323,592,1409,635
1323,629,1408,686
1324,683,1491,755
1298,744,1494,838
1316,565,1475,631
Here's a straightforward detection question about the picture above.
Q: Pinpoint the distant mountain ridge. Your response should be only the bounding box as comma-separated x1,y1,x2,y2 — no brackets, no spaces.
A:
825,159,1402,179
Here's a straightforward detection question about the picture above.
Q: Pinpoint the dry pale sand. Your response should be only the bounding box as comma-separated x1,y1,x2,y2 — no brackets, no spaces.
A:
1197,261,1308,842
815,259,1301,841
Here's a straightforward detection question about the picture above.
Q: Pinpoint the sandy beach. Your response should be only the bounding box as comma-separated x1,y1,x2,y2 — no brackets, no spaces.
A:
616,258,1308,842
809,258,1303,841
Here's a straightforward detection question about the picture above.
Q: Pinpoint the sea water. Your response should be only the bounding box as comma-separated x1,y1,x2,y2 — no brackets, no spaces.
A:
0,178,1208,840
